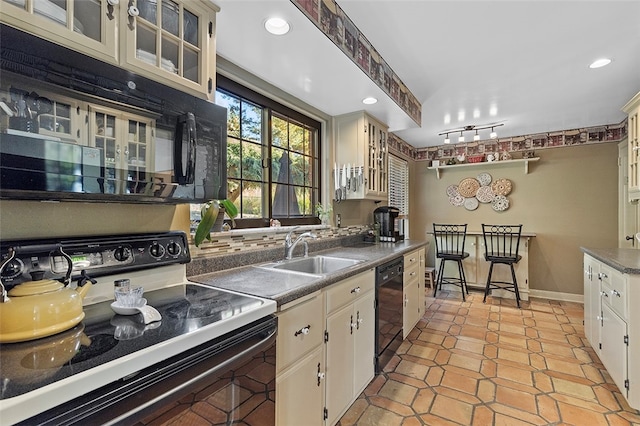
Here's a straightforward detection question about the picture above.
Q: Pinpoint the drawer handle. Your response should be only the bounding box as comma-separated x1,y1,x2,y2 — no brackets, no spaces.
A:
599,272,608,279
410,271,416,277
317,363,325,386
294,325,311,337
409,257,416,262
351,286,361,294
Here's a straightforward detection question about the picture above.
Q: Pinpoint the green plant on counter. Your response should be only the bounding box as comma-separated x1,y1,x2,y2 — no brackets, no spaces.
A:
194,199,238,247
315,202,332,224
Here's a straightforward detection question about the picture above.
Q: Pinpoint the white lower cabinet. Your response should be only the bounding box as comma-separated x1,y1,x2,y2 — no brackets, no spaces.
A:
275,292,325,426
325,270,375,425
275,269,376,426
403,248,425,338
583,254,601,352
583,253,638,410
276,346,325,426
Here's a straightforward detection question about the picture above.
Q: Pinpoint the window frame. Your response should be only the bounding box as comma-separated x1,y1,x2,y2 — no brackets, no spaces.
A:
217,74,322,228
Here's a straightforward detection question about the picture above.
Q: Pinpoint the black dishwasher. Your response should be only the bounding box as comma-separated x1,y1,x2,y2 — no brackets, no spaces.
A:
375,257,404,373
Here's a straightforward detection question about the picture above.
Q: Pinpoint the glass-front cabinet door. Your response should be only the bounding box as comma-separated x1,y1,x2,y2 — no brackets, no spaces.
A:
90,106,154,195
123,0,219,99
0,0,119,64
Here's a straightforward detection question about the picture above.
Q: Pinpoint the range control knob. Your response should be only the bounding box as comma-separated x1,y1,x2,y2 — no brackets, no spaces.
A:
1,258,23,279
166,241,182,257
149,242,165,259
113,246,132,262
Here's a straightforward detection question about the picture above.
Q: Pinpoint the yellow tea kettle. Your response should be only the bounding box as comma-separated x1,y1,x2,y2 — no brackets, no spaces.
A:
0,245,93,343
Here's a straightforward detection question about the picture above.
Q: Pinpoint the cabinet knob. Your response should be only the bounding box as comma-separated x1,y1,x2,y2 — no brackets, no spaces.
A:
611,289,621,297
350,286,361,294
128,5,140,16
294,325,311,337
597,315,603,321
601,291,609,298
107,0,119,5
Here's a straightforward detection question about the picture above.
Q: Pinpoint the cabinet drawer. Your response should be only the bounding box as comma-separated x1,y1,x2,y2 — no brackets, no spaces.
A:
277,294,324,373
404,261,420,284
600,266,627,320
325,270,374,314
404,250,421,269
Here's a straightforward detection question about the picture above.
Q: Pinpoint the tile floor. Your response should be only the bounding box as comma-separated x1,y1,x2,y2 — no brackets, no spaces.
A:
338,290,640,426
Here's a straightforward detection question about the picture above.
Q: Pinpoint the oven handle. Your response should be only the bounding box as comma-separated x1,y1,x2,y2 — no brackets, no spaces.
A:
105,324,277,426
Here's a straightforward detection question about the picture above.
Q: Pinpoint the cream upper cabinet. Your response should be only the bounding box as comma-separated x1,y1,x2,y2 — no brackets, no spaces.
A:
1,0,119,64
335,111,389,201
121,0,218,99
623,91,640,200
1,0,218,99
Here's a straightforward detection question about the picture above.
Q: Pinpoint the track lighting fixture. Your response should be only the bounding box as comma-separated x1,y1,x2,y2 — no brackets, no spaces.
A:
438,122,504,143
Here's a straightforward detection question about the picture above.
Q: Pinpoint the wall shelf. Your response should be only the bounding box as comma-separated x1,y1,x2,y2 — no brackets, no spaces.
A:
427,157,540,179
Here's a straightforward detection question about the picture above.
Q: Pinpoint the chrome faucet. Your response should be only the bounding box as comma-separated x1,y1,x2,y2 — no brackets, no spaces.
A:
284,228,318,260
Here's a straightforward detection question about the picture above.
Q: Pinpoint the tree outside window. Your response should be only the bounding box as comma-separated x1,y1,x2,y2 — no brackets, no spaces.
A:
213,80,320,227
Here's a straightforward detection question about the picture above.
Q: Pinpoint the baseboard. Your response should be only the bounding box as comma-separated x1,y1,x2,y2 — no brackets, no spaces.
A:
528,289,584,304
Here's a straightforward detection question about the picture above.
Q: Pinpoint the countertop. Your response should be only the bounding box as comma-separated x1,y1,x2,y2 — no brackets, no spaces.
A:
581,247,640,274
189,239,428,306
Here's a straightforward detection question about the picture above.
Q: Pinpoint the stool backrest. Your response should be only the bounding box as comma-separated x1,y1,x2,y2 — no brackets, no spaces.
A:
433,224,467,256
482,224,523,260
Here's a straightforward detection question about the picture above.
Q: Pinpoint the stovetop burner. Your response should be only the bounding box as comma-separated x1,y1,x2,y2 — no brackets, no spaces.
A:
0,283,265,400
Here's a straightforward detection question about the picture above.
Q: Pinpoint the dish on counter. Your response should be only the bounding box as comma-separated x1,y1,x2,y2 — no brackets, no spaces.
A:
111,298,148,316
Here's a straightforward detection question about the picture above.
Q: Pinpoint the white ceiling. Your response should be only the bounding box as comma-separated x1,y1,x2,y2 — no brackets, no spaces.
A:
214,0,640,148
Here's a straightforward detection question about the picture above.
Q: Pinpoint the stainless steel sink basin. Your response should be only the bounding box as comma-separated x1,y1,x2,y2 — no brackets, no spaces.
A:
257,255,363,277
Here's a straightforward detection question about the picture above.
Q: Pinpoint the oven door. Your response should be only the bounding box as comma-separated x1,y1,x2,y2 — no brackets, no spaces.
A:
19,316,277,426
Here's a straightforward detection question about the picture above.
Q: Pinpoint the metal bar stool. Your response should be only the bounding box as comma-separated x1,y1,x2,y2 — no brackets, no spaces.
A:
433,224,470,301
481,224,523,307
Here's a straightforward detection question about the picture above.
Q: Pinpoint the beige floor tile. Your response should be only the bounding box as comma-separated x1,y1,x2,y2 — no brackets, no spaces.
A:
338,291,640,426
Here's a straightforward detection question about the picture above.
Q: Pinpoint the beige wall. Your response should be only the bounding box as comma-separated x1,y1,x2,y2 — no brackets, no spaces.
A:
409,143,619,295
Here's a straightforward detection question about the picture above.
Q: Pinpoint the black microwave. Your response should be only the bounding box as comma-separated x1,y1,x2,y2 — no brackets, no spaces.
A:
0,25,227,204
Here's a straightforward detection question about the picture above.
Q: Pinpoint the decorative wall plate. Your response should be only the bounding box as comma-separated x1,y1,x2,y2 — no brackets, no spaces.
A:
446,184,459,197
476,186,495,203
491,178,513,196
464,197,479,211
477,172,492,187
458,177,480,197
449,195,464,206
492,195,510,211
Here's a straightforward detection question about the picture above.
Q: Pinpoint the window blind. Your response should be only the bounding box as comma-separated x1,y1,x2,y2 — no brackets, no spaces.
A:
388,155,409,215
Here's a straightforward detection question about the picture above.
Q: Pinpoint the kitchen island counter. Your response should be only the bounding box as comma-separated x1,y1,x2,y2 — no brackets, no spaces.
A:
189,239,428,306
581,247,640,275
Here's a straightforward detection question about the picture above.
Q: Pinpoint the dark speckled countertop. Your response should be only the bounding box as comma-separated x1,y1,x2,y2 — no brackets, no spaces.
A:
189,239,428,306
581,247,640,274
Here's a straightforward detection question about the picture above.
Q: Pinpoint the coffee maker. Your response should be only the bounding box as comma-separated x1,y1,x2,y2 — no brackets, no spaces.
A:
373,206,403,242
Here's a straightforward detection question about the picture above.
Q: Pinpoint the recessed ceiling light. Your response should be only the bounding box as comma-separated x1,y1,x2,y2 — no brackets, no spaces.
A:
264,17,290,35
589,58,612,69
362,97,377,105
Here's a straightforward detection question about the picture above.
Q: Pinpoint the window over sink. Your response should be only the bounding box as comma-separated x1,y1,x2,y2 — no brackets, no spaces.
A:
192,75,322,230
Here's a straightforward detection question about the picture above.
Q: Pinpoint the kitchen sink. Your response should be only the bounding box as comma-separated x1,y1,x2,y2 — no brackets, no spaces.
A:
257,255,363,277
